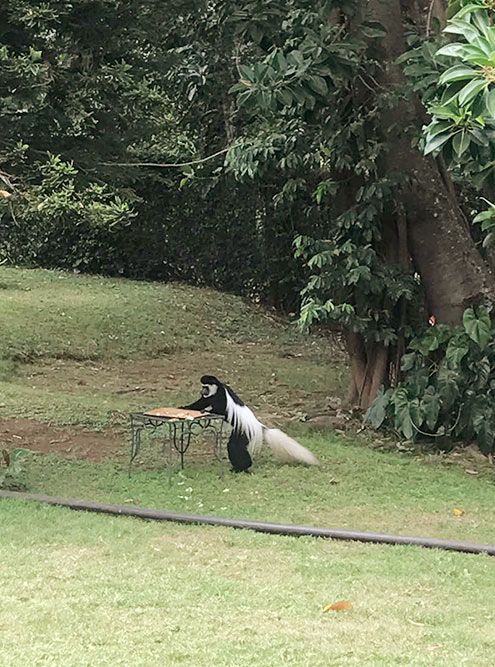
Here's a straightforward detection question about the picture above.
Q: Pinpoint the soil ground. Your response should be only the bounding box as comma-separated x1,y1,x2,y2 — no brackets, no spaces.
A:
0,418,125,462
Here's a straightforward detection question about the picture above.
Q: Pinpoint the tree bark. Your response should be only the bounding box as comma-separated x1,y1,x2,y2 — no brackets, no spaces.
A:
343,331,391,410
342,0,495,410
368,0,495,325
400,0,447,34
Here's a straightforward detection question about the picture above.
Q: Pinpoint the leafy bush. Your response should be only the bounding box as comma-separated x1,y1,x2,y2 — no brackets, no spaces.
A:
365,306,495,452
0,155,136,273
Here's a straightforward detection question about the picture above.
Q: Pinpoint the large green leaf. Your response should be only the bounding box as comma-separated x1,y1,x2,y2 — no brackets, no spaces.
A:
426,120,455,137
423,131,456,155
392,389,420,440
438,65,477,85
404,367,430,399
420,386,441,431
457,78,488,106
472,400,495,452
463,306,492,348
437,368,460,410
364,386,392,429
435,43,471,59
409,328,442,354
400,352,417,372
452,131,471,156
444,18,483,44
475,355,491,389
455,4,490,22
445,336,469,367
307,75,328,97
485,89,495,118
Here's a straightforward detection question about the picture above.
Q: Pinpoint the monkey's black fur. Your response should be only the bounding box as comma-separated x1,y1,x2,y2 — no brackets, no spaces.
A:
182,375,253,472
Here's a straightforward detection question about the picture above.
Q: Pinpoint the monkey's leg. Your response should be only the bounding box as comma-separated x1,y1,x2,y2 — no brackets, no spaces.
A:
227,430,252,472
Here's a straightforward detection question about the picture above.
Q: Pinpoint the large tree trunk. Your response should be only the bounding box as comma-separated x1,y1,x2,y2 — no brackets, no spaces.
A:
369,0,495,323
344,0,495,408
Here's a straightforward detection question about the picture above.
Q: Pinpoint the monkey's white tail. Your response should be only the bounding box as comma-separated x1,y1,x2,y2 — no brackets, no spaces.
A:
263,428,319,466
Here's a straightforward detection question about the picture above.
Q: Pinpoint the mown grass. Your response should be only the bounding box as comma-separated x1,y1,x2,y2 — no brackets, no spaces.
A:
0,266,304,361
1,497,495,666
20,431,495,545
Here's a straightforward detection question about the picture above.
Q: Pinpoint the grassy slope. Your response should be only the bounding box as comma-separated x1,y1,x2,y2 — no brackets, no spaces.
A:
0,266,300,360
0,266,345,428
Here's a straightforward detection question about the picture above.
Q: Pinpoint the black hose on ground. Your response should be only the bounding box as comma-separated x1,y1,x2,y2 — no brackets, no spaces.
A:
1,489,494,556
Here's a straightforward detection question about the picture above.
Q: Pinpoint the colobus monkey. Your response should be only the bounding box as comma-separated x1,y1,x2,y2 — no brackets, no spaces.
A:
182,375,319,472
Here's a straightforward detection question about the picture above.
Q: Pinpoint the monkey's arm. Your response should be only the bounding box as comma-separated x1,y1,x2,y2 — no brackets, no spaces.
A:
180,396,211,411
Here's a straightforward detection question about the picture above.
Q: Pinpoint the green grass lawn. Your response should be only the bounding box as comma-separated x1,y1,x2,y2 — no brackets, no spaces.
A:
1,496,495,666
0,265,302,360
2,266,495,665
19,431,495,545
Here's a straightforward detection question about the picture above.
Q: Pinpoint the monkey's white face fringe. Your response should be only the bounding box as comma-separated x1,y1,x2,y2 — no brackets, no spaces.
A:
263,429,319,466
224,390,264,454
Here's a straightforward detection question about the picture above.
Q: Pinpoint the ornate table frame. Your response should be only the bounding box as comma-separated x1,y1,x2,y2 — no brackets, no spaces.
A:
129,411,227,471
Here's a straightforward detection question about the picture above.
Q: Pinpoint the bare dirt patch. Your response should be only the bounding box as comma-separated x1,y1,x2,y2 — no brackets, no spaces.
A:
1,344,348,463
0,418,126,462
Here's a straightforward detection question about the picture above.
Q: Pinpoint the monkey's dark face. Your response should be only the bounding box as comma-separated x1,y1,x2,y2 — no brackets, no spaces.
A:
200,375,220,398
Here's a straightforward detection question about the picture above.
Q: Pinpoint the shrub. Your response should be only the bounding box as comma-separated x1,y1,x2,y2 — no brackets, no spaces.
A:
365,306,495,452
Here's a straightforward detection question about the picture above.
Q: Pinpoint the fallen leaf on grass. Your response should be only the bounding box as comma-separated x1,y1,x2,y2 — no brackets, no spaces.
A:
323,600,353,612
416,585,433,593
428,644,446,651
453,508,464,516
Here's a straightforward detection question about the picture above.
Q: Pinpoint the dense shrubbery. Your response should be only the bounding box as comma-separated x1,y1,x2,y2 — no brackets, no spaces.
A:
0,164,308,306
0,0,321,308
4,0,495,453
366,307,495,452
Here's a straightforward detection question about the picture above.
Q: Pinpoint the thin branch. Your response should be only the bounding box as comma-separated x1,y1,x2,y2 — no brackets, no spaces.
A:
357,74,376,93
426,0,436,37
0,170,16,190
8,200,19,226
101,147,230,169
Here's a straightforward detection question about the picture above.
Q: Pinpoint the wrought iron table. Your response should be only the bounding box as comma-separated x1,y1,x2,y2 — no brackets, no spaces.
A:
129,411,227,471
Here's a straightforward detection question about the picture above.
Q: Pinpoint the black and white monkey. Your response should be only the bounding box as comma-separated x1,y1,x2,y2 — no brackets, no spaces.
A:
182,375,319,472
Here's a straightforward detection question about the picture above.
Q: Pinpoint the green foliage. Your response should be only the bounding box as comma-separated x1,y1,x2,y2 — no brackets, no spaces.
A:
225,1,426,343
1,155,136,271
0,0,174,268
365,307,495,453
417,3,495,187
473,196,495,247
293,180,421,343
0,0,320,307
